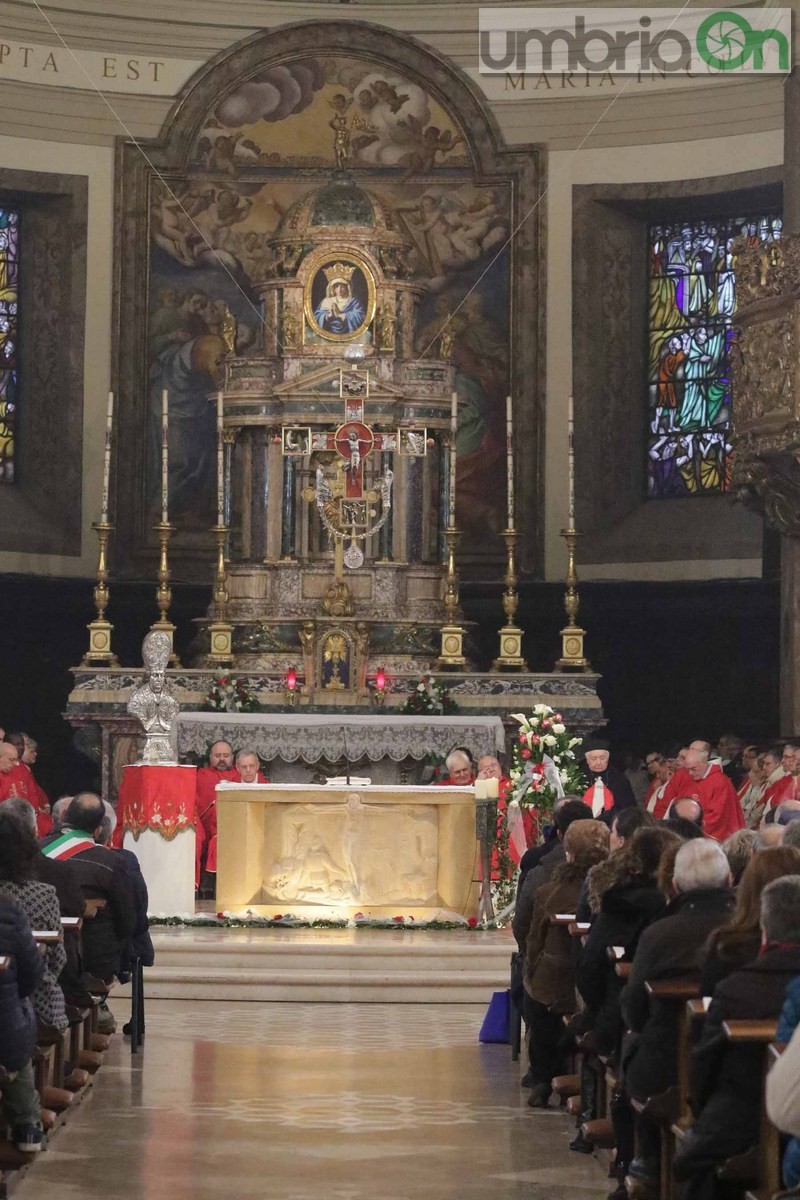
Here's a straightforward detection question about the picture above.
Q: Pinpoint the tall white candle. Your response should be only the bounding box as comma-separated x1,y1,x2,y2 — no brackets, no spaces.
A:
101,390,113,524
449,391,458,527
506,393,514,531
161,389,169,524
216,390,224,526
568,393,575,528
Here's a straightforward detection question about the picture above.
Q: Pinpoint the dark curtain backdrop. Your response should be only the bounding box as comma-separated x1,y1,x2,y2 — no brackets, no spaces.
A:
0,574,780,797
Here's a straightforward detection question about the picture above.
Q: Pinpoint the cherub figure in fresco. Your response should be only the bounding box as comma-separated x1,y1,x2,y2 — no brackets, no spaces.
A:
189,188,253,269
150,186,211,268
371,79,410,114
398,117,464,180
328,93,352,171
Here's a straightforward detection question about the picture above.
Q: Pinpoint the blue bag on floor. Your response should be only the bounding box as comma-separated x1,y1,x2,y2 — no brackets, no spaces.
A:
479,989,510,1043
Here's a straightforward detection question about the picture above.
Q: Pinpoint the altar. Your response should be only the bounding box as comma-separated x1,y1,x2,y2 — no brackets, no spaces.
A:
215,783,479,920
176,711,505,784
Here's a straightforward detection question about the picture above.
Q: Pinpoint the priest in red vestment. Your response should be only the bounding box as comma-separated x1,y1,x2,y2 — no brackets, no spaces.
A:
235,749,268,786
680,748,745,841
195,740,238,892
435,749,475,787
758,746,794,822
0,740,52,836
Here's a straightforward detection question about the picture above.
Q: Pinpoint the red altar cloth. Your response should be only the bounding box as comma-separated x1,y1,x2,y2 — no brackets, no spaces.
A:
113,764,197,846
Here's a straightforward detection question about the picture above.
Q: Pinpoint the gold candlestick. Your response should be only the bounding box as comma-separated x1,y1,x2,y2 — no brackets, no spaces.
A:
82,520,118,665
438,525,466,668
492,528,528,671
208,522,233,666
555,527,590,671
150,520,180,666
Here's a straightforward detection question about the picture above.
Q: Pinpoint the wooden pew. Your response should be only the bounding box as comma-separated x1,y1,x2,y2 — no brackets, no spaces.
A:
627,979,700,1200
717,1021,780,1200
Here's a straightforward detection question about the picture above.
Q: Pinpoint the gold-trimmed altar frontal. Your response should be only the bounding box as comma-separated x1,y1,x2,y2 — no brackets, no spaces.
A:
215,783,479,920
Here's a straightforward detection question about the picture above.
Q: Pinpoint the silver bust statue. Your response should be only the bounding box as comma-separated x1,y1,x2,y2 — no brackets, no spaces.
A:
127,631,180,764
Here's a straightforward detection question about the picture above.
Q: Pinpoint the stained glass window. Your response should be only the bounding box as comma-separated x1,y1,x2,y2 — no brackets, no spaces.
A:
647,213,781,498
0,208,18,483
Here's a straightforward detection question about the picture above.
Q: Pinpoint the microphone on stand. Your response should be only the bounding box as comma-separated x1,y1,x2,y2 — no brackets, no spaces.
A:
342,724,351,786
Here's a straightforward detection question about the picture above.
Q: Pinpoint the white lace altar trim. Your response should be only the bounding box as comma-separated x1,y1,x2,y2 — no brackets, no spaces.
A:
176,713,505,764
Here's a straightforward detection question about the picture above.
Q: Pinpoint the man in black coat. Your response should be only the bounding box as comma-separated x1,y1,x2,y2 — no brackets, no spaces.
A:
41,793,136,985
620,839,734,1188
674,875,800,1200
581,738,638,827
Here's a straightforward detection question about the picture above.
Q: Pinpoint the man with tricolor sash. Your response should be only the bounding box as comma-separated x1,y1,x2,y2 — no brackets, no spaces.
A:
42,793,135,990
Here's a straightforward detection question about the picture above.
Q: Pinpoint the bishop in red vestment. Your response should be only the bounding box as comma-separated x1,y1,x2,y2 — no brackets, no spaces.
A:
681,749,745,841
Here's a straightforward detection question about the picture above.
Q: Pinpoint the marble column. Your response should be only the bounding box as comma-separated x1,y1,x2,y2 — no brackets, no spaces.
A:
378,450,393,562
249,428,269,561
281,455,296,560
404,453,424,563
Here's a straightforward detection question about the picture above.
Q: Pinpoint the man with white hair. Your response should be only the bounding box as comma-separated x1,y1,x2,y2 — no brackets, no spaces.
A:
676,747,745,842
438,748,474,787
620,839,734,1191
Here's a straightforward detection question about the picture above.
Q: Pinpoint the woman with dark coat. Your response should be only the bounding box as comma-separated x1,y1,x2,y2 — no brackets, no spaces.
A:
700,845,800,995
524,819,610,1108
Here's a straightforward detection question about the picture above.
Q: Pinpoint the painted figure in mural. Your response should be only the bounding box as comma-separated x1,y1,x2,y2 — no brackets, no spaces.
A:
314,277,365,337
651,335,685,434
148,287,226,521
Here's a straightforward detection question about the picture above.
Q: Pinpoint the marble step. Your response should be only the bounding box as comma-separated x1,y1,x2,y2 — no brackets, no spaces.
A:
132,928,514,1003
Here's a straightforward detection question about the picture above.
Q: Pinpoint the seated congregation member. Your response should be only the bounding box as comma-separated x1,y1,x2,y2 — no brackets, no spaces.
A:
524,819,610,1108
195,740,238,893
700,845,800,995
757,823,786,848
766,1018,800,1189
643,753,673,818
513,799,593,951
437,748,474,786
675,876,800,1199
3,796,88,1007
0,809,67,1036
42,793,135,999
669,796,704,829
518,795,579,885
620,840,735,1191
101,802,154,986
577,808,656,922
576,826,681,1174
0,895,45,1153
721,828,758,885
676,748,745,842
236,748,267,784
580,739,637,823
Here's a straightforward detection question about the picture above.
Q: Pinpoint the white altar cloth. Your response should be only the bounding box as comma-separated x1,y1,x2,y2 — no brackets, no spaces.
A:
177,712,505,764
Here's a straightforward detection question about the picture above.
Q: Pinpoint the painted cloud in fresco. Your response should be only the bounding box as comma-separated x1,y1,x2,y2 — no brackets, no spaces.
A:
216,62,325,126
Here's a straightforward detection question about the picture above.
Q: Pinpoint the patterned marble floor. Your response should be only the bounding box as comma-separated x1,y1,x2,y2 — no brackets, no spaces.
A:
16,1000,611,1200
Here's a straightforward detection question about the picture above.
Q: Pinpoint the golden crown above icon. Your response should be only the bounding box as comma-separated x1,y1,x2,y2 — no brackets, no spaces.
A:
324,261,356,285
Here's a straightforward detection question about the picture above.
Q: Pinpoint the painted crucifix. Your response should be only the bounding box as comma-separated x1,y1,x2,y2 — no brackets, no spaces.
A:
283,367,427,571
